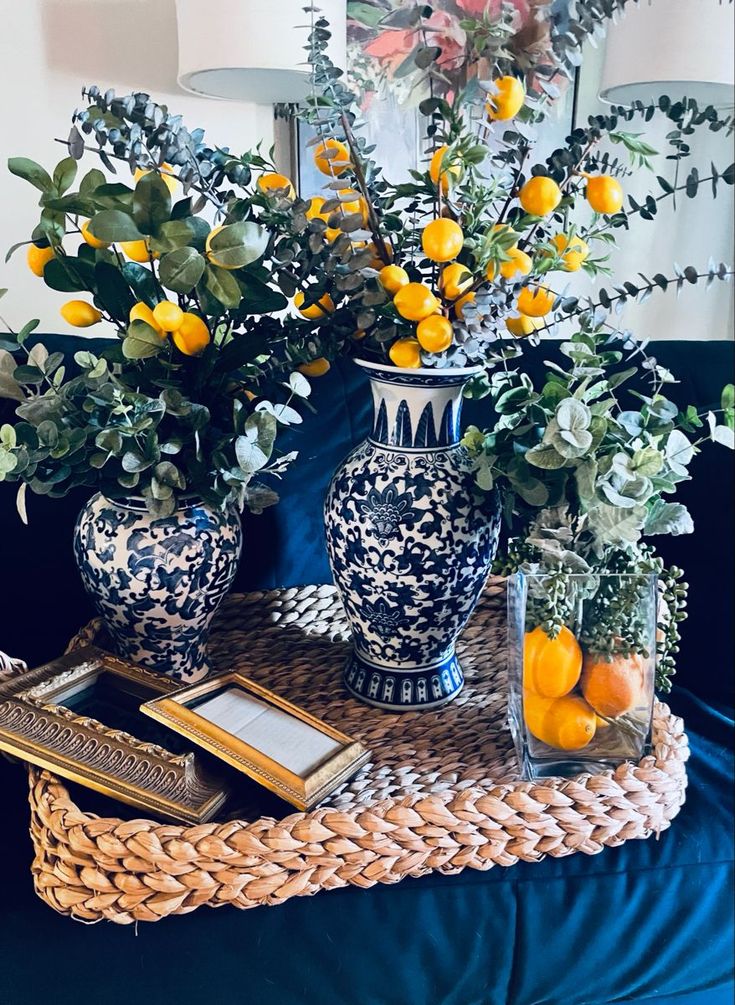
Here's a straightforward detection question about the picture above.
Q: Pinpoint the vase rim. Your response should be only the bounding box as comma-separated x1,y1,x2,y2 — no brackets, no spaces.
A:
98,492,206,512
354,358,485,379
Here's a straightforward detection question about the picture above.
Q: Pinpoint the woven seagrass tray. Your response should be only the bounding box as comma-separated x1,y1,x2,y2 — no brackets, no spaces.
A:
25,578,689,925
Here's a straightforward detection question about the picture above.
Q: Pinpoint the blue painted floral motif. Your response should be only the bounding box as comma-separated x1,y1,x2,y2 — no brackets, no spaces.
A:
325,360,501,712
74,494,242,682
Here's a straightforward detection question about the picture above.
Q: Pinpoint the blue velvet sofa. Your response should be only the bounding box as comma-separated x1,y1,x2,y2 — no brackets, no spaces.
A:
0,338,732,1005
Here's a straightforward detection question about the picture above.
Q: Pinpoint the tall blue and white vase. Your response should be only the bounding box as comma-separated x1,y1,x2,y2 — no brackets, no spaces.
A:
324,360,501,712
73,494,242,683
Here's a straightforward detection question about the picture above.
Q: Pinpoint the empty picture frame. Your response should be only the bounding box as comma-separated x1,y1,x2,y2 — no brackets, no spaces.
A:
142,673,371,810
0,646,229,823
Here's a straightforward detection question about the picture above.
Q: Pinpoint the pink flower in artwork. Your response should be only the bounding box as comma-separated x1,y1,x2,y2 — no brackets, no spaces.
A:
364,10,468,74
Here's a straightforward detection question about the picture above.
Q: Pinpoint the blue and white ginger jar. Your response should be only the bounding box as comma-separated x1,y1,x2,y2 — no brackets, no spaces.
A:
324,360,500,712
74,494,242,682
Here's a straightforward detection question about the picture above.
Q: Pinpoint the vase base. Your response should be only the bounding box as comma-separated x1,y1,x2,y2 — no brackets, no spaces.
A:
343,649,464,712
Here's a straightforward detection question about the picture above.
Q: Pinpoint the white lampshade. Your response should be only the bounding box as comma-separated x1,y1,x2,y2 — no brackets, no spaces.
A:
600,0,735,108
175,0,347,104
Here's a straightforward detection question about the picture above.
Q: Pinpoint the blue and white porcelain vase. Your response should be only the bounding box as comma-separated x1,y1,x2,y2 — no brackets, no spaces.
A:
324,360,501,712
74,494,242,682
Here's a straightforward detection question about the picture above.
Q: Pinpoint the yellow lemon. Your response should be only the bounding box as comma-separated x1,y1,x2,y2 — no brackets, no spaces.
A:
121,240,157,263
294,290,335,319
422,218,464,263
313,138,350,176
429,145,462,194
524,692,597,751
505,314,542,337
172,313,211,356
517,285,556,317
454,291,476,320
551,233,589,271
298,358,331,377
257,172,296,199
416,315,453,353
134,163,178,195
26,244,55,277
129,302,163,334
586,175,624,215
519,176,562,217
80,220,108,250
393,282,439,321
60,300,102,327
486,76,525,121
152,301,185,332
306,197,341,241
441,262,473,300
379,264,410,294
487,247,533,282
389,337,422,369
338,189,369,226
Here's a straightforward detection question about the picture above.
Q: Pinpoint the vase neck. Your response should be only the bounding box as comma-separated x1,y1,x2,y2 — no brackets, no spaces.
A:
360,363,479,450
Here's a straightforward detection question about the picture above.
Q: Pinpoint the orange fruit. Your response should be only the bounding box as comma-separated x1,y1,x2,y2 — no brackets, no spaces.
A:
172,313,211,356
389,337,422,368
429,145,461,194
294,290,335,319
586,175,624,215
313,138,350,176
517,285,555,317
298,358,331,377
26,244,55,277
550,233,589,271
152,301,185,332
519,176,562,217
454,291,476,320
422,218,464,263
257,172,296,199
416,315,453,353
393,282,439,321
505,314,542,338
524,691,597,750
80,219,108,250
580,653,645,718
121,240,157,262
338,189,369,225
486,76,525,121
129,302,163,334
306,197,341,241
523,625,583,698
378,264,409,294
60,300,102,327
487,246,533,282
441,262,473,300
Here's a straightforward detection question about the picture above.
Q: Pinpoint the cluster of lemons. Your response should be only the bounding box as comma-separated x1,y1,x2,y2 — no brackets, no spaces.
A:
523,625,645,750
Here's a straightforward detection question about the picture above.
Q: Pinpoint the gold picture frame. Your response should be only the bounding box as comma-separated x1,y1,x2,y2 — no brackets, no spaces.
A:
142,673,371,811
0,646,229,824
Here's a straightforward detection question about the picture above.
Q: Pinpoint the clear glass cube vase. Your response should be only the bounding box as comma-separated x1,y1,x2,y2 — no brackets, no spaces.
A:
507,571,657,779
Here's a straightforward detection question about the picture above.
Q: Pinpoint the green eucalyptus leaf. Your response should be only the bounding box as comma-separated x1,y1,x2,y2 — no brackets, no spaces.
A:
236,273,288,314
159,247,206,293
525,443,567,470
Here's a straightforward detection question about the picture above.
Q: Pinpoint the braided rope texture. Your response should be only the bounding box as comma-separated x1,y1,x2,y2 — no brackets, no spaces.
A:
27,578,689,925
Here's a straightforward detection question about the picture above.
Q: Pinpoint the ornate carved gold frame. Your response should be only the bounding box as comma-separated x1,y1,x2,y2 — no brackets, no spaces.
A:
0,646,229,823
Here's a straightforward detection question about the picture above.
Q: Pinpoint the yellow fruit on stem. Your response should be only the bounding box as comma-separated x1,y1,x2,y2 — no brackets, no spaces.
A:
257,172,296,199
586,175,624,215
313,138,350,176
523,625,583,698
339,189,369,226
454,291,476,320
524,691,597,751
551,233,589,271
517,285,556,317
172,313,211,356
505,314,542,338
429,145,461,194
294,290,335,319
134,163,178,195
519,176,562,217
441,262,473,300
422,218,464,263
152,301,185,332
121,240,157,263
389,337,422,369
416,315,453,353
129,302,163,334
486,76,525,121
80,220,108,250
26,244,55,277
379,264,410,294
60,300,102,328
393,282,439,321
298,358,331,377
487,246,533,282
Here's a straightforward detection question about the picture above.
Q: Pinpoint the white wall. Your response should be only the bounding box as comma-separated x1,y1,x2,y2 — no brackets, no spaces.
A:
570,38,734,342
0,0,274,336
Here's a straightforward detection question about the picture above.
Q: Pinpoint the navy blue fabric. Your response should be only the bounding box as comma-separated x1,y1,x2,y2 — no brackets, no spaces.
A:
0,337,732,1005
